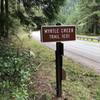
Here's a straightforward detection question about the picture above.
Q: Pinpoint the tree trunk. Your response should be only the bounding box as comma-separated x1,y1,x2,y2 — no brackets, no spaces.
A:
18,0,21,10
5,0,9,38
93,14,98,35
93,23,97,35
0,0,4,37
1,0,4,16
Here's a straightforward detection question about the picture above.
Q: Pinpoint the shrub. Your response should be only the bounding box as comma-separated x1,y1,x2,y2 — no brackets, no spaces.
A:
0,41,38,99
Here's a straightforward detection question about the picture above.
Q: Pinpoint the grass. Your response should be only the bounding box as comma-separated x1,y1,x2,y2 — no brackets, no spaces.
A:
0,27,99,99
77,34,100,43
15,31,100,99
62,58,100,100
77,34,97,38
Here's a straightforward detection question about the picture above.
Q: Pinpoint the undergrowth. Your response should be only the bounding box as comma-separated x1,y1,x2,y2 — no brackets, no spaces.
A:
0,31,100,100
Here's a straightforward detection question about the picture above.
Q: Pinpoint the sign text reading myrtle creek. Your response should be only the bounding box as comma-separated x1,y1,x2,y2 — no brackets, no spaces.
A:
41,26,76,42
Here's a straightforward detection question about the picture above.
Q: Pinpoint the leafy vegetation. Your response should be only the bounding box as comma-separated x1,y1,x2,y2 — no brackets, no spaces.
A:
0,0,65,38
56,0,100,35
0,35,40,99
0,1,66,98
0,0,100,99
16,33,100,100
0,29,100,99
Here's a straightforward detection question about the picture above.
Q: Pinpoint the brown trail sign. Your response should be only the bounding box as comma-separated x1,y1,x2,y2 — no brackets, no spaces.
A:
41,25,75,42
41,25,76,98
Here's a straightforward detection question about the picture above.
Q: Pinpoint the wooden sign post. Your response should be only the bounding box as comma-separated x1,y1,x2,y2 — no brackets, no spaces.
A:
55,42,63,97
41,25,76,98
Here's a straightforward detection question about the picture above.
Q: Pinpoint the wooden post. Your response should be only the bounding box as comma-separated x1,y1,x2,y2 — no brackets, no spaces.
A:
55,42,63,97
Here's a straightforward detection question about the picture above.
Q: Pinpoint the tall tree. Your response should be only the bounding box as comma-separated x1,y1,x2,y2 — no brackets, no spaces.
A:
0,0,4,37
58,0,100,35
43,0,66,22
0,0,9,37
5,0,8,37
77,0,100,35
0,0,66,38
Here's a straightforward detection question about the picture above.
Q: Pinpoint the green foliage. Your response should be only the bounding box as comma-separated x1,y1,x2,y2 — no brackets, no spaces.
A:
56,0,100,35
2,32,98,99
25,37,100,99
0,40,39,99
32,16,47,29
0,0,66,38
43,0,66,22
62,58,100,100
12,87,28,100
20,33,100,99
